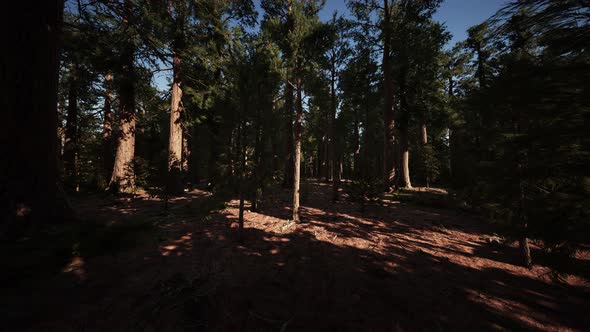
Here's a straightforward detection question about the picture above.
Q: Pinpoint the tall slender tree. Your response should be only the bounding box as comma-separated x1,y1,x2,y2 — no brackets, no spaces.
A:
323,14,350,200
262,0,325,222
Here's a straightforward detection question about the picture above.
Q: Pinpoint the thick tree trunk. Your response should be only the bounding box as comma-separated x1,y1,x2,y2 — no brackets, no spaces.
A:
167,54,184,195
109,1,136,193
3,1,64,227
167,7,185,195
102,73,114,184
293,62,303,223
109,75,136,192
63,63,79,191
382,0,395,191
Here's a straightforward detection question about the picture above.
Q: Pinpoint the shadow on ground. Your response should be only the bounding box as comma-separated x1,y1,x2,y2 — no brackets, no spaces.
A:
2,180,588,331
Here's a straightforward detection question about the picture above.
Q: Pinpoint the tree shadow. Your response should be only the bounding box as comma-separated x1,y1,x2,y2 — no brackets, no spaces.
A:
5,182,589,331
170,209,589,331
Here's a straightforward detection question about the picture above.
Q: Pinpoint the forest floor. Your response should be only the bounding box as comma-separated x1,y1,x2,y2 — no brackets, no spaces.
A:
3,179,589,331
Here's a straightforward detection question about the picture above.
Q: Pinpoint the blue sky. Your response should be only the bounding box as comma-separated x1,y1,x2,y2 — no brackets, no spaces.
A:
431,0,508,45
321,0,508,45
254,0,508,46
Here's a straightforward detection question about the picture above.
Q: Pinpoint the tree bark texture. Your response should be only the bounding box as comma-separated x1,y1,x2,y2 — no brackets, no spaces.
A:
109,0,136,193
167,7,185,195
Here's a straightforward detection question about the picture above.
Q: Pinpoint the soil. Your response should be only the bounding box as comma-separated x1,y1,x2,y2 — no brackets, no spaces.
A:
4,180,589,331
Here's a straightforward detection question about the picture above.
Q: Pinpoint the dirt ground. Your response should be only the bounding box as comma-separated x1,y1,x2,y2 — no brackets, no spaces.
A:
4,180,589,331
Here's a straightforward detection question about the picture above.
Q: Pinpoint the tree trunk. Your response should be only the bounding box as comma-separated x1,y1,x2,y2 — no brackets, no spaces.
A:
520,235,532,268
400,125,412,189
167,8,185,195
293,61,303,223
399,88,412,189
102,72,114,184
283,77,294,188
109,0,136,193
2,0,64,227
382,0,395,191
167,67,184,195
330,59,340,201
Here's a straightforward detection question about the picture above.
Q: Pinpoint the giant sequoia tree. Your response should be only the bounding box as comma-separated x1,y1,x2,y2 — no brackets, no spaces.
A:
166,0,188,195
108,0,138,193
